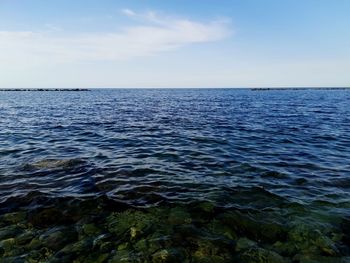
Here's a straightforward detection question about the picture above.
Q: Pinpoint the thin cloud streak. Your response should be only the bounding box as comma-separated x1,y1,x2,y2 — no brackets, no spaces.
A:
0,10,231,67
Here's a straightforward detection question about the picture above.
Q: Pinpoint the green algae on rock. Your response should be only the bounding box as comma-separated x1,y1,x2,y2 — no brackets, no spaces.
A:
0,200,349,262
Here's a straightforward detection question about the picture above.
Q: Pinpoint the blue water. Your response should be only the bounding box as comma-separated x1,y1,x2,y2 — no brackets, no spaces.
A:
1,89,349,207
0,89,350,261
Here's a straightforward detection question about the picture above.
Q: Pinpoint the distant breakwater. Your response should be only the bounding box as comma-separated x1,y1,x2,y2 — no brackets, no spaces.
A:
0,88,89,91
251,87,350,91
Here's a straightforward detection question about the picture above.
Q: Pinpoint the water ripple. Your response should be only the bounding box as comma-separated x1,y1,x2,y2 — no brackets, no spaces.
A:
0,89,349,212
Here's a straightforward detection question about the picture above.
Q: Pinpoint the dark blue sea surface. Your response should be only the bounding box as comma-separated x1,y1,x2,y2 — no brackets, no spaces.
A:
0,89,350,262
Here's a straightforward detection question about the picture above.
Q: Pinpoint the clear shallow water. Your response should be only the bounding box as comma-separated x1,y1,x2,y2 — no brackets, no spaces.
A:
0,89,350,262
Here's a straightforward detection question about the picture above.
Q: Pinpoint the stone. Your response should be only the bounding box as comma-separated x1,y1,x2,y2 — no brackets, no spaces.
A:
16,230,36,246
152,248,186,263
59,238,93,255
27,237,42,250
288,224,339,256
168,208,192,225
239,247,288,263
0,238,16,253
28,208,65,228
209,219,238,240
110,250,134,262
217,211,287,243
39,226,78,251
107,209,157,240
1,212,26,224
293,254,350,263
236,238,257,252
82,223,101,236
96,241,112,253
0,225,23,240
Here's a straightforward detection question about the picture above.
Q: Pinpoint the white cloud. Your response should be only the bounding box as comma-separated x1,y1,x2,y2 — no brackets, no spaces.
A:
0,10,231,68
121,8,137,17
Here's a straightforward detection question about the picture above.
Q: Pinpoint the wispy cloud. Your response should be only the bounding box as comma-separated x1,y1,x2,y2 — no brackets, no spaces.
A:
0,9,231,67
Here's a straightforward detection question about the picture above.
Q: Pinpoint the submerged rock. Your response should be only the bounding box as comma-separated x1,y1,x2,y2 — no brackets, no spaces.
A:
39,226,78,251
78,252,110,263
0,203,349,262
152,248,186,263
107,210,158,240
239,247,288,263
25,246,53,262
293,254,350,263
288,224,340,256
59,238,93,254
1,212,26,224
0,225,23,240
208,219,238,241
82,223,102,236
99,241,114,253
0,256,26,263
16,230,36,246
195,202,216,214
109,250,137,263
217,211,287,243
236,237,257,252
28,208,65,228
0,238,16,253
23,158,85,171
168,207,192,225
26,237,42,250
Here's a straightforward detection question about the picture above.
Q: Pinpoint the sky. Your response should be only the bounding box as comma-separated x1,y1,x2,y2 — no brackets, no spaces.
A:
0,0,349,88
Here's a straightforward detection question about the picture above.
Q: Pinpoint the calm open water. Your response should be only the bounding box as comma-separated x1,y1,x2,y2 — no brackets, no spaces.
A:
0,89,350,262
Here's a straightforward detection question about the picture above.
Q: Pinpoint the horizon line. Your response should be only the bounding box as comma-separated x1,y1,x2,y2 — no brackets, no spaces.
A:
1,86,350,90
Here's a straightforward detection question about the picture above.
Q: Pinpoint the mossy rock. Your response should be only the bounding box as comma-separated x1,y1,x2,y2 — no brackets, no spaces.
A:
39,226,78,251
0,225,23,240
27,237,42,250
99,241,114,253
75,252,110,263
152,248,186,263
133,233,174,257
217,211,287,243
288,224,339,256
0,256,26,263
25,247,53,262
239,247,288,263
236,237,257,252
190,202,216,224
168,207,192,225
192,255,231,263
134,238,148,252
196,202,216,214
58,238,93,256
82,223,102,236
92,233,113,250
3,247,26,257
293,254,350,263
28,208,66,228
1,212,26,224
107,210,158,240
192,236,234,260
118,242,130,251
0,238,16,253
208,219,238,240
109,250,139,262
147,234,174,255
271,241,296,257
16,230,36,246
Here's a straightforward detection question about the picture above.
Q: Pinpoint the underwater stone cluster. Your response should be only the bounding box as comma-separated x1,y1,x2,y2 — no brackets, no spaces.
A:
0,200,349,263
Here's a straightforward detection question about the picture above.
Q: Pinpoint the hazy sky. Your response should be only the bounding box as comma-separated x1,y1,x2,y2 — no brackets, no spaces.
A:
0,0,349,88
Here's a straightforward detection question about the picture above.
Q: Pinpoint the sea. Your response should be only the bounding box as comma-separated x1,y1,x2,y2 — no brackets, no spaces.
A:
0,88,349,262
